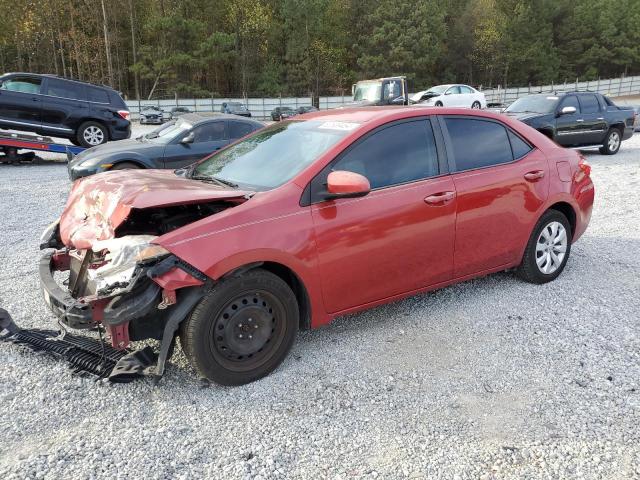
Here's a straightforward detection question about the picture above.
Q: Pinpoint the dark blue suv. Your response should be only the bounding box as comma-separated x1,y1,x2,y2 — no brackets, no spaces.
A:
0,73,131,147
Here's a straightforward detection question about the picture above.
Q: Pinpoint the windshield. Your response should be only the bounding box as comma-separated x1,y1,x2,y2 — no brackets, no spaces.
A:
426,85,448,95
144,120,190,144
506,96,559,114
191,120,357,190
354,82,382,102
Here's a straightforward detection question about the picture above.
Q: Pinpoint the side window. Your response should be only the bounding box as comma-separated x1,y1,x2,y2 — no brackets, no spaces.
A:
86,86,109,103
508,130,533,159
444,118,513,171
383,81,401,100
228,121,256,139
45,78,83,100
579,94,600,114
460,86,474,94
192,122,226,142
327,120,439,190
447,86,461,95
0,76,42,94
559,95,580,113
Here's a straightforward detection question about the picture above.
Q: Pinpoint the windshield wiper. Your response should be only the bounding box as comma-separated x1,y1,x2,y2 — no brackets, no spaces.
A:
191,175,238,189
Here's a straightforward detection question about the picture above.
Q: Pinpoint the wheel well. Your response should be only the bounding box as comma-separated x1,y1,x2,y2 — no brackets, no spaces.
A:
224,262,312,330
548,202,576,234
609,122,625,134
112,160,145,169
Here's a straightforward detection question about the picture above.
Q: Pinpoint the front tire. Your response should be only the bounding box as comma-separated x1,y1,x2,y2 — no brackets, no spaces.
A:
180,269,299,386
111,161,140,171
599,128,622,155
77,121,108,147
517,210,572,284
435,101,443,107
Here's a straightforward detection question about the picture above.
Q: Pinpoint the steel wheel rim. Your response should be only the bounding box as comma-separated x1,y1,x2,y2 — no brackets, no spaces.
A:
608,131,620,151
535,221,567,274
83,126,105,145
208,290,286,371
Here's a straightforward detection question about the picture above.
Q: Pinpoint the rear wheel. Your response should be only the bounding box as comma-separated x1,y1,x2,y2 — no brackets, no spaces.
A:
517,210,572,284
435,101,443,107
599,128,622,155
180,269,299,386
77,121,108,147
471,101,481,109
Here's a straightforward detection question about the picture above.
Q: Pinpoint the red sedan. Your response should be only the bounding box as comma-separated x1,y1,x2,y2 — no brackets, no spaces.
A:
40,107,594,385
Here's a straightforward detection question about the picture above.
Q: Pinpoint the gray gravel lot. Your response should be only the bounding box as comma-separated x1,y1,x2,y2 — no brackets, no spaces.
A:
0,128,639,479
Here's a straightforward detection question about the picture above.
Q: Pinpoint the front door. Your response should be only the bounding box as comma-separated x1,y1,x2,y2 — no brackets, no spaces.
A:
555,95,586,146
309,118,456,313
0,75,43,131
163,120,229,169
439,116,550,277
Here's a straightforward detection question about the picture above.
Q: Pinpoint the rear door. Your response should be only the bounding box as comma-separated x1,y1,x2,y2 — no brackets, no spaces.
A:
577,94,608,144
309,118,456,313
228,120,260,141
162,120,228,169
439,116,549,277
459,86,475,107
0,75,43,130
40,77,89,136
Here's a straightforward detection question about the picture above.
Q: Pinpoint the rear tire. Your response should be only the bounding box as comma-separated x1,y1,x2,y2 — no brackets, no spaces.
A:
517,210,572,284
435,101,443,107
471,101,481,109
599,128,622,155
77,121,108,147
180,269,299,386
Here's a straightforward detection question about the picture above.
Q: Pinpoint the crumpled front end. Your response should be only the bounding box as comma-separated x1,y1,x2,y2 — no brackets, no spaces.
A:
39,224,206,350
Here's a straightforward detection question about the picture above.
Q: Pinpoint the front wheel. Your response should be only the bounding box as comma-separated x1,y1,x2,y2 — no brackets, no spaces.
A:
517,210,572,284
77,121,108,147
599,128,622,155
180,269,299,386
434,101,443,107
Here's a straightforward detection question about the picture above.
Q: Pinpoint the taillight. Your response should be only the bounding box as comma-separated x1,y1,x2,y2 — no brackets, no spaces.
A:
117,110,130,121
578,158,591,176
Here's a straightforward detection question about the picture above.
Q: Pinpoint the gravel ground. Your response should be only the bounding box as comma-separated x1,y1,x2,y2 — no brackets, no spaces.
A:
0,127,639,480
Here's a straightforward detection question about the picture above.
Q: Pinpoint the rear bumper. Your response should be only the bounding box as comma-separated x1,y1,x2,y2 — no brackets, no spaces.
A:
622,126,634,141
109,121,131,141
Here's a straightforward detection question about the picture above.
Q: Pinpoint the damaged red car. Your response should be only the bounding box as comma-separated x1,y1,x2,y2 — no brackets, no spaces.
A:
39,107,595,385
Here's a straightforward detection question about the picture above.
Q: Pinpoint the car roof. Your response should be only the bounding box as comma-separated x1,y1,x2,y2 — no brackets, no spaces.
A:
1,72,116,92
178,112,262,126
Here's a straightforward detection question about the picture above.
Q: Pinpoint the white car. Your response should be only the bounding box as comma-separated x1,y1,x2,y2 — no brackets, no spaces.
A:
411,84,486,109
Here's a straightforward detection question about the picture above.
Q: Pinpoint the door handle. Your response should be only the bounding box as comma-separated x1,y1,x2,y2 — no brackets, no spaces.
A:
597,117,604,120
524,170,545,181
576,119,584,122
32,97,39,102
424,191,455,205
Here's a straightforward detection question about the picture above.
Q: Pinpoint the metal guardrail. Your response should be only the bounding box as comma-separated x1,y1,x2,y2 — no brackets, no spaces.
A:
126,75,640,120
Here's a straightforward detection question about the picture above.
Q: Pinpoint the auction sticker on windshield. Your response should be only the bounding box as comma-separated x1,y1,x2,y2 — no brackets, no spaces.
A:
317,121,359,131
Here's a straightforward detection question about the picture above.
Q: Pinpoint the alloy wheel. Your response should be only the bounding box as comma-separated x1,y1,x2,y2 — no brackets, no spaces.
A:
83,126,105,146
535,221,568,274
608,130,620,152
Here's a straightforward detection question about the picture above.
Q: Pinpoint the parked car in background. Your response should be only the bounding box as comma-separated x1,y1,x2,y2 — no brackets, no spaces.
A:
632,106,640,131
505,92,635,154
271,106,296,121
139,106,166,125
0,72,130,147
220,102,252,117
171,106,192,117
67,113,263,179
297,105,318,114
43,107,593,386
411,84,486,109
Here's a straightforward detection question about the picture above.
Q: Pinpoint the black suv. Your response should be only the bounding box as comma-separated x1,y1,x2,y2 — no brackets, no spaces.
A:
505,91,634,155
0,73,130,147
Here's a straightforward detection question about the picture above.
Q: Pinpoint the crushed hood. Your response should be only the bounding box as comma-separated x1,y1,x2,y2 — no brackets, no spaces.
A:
60,169,252,249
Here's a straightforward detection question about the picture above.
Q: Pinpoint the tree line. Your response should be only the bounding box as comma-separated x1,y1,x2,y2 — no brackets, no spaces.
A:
1,0,639,100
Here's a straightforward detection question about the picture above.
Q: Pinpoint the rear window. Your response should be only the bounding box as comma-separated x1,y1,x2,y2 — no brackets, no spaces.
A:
508,130,533,159
579,94,600,114
444,118,513,171
46,78,85,100
86,86,110,104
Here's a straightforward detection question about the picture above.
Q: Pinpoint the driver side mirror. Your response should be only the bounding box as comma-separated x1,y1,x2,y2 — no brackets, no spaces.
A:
325,171,370,200
181,132,195,144
559,106,577,116
391,96,405,105
445,90,452,95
